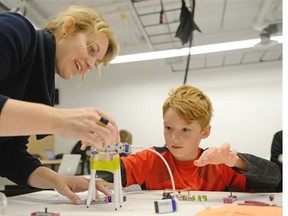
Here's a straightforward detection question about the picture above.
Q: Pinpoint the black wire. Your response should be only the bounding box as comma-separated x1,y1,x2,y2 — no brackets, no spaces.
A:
159,0,164,24
183,0,194,84
183,37,192,84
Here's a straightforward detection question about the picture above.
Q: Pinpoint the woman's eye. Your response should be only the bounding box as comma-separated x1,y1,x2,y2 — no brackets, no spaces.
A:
88,46,95,54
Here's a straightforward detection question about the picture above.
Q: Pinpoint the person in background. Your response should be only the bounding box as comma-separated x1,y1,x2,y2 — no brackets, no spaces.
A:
0,5,120,204
98,84,280,192
71,141,91,161
71,141,91,175
119,129,133,157
120,129,133,144
270,130,282,192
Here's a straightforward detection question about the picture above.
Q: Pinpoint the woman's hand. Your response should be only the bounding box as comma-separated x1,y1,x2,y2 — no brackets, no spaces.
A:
0,99,120,148
28,167,112,205
53,107,120,148
52,175,112,204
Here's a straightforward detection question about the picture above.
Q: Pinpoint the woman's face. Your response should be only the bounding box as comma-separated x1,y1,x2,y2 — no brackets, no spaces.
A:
55,31,109,80
163,108,210,161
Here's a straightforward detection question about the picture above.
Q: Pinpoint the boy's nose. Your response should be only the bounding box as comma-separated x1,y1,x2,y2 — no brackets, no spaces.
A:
171,132,180,141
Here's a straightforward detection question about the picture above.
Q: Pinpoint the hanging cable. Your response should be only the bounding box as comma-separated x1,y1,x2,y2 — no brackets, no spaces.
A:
159,0,164,24
183,37,192,84
183,0,197,84
182,0,201,84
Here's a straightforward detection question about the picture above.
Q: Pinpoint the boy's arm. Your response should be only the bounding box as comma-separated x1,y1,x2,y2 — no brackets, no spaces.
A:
235,153,281,190
194,143,281,190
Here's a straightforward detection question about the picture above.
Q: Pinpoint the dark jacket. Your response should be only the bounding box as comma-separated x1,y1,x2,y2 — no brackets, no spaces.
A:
0,12,56,186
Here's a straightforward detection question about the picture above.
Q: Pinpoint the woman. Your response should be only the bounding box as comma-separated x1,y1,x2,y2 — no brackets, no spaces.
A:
0,5,119,204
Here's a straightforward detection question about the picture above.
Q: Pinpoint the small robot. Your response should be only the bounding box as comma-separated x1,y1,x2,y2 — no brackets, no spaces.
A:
86,143,131,210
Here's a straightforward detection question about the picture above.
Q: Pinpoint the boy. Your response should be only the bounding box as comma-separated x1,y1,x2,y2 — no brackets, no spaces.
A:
99,84,280,191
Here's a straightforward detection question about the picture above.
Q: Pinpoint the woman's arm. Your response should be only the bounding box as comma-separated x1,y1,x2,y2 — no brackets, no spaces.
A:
0,98,119,147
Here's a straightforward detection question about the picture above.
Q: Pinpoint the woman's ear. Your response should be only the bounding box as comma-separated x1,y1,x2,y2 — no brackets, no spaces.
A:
201,125,211,139
61,18,76,35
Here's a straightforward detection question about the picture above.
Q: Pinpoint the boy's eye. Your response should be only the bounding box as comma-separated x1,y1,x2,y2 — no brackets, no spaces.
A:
182,128,190,132
165,126,171,130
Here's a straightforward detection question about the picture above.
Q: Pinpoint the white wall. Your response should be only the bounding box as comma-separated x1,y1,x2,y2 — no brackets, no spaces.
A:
54,60,282,160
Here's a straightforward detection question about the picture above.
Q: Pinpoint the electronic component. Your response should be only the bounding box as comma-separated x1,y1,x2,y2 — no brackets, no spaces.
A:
182,194,208,201
163,190,209,202
91,142,131,154
162,191,173,199
198,195,207,201
31,208,60,216
269,194,275,201
223,195,237,203
105,195,127,203
176,191,183,200
154,199,177,214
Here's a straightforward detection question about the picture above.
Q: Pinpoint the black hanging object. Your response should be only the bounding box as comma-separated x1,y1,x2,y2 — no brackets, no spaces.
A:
159,9,164,24
175,0,201,45
159,0,164,24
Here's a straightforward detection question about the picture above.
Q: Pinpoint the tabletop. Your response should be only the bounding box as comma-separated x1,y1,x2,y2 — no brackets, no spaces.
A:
40,160,62,165
4,190,283,216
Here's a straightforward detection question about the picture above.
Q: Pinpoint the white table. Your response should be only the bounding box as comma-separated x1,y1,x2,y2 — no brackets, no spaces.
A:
4,190,282,216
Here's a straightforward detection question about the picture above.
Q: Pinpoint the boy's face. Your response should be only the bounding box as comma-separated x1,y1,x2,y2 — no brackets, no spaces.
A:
163,108,210,161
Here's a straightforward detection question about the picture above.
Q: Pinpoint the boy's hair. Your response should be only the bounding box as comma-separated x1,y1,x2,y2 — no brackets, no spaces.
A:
43,5,119,67
162,84,213,130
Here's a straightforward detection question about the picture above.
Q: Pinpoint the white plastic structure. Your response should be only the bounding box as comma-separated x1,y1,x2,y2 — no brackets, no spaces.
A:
86,143,130,210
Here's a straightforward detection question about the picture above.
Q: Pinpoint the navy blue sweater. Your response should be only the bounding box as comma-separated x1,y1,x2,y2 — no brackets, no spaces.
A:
0,12,56,186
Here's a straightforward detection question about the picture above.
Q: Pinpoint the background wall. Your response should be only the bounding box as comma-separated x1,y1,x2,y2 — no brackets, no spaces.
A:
54,60,282,160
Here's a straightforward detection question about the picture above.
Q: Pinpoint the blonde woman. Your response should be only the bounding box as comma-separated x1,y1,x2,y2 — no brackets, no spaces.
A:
0,6,120,204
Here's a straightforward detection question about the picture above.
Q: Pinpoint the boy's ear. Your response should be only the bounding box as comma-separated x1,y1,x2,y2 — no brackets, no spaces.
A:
201,125,211,139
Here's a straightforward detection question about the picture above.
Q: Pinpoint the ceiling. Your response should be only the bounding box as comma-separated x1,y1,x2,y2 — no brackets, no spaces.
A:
0,0,283,71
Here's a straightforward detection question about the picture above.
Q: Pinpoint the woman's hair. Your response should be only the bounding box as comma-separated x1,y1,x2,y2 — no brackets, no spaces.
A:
120,129,133,144
43,5,119,67
162,84,213,130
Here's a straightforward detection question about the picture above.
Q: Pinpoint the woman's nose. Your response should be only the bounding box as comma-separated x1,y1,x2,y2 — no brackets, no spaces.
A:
86,57,95,70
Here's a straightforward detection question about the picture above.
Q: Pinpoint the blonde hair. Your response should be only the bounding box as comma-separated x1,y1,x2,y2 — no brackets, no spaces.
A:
43,5,119,67
162,84,213,130
120,129,133,144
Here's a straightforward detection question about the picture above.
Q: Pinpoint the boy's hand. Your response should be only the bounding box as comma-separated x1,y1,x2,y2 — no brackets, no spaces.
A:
194,143,240,168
